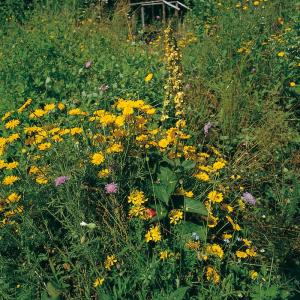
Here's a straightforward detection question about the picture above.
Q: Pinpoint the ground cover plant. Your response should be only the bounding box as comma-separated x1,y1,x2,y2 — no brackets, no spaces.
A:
0,0,299,299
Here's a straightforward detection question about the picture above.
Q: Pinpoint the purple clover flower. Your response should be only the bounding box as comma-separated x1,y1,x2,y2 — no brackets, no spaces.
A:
242,192,256,205
105,182,118,194
204,122,212,136
55,176,70,187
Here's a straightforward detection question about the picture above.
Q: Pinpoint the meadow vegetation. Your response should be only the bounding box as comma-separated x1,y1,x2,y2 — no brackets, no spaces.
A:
0,0,299,299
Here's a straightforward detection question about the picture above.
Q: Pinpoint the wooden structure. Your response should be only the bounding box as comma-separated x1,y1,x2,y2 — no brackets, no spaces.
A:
129,0,190,30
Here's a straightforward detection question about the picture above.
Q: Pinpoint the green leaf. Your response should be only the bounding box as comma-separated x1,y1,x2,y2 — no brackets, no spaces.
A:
181,160,196,171
153,184,170,205
158,167,177,194
183,198,208,216
179,221,207,241
160,287,189,300
46,282,61,299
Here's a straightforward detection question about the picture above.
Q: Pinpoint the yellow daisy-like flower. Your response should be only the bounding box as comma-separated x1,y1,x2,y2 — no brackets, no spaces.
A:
2,175,20,185
6,192,21,203
0,160,7,169
158,138,170,148
290,82,296,87
38,142,52,151
5,119,20,129
246,247,257,257
2,111,13,121
36,177,48,185
207,213,219,228
185,240,200,250
44,103,56,112
57,102,65,110
159,251,169,260
249,270,258,280
169,209,183,225
145,225,161,243
70,127,83,135
93,277,105,288
106,143,123,154
236,250,248,259
207,191,223,203
98,168,110,178
277,51,285,57
5,161,19,170
206,266,220,284
91,152,105,165
128,205,146,218
194,172,210,182
206,243,224,259
144,73,153,82
104,255,117,271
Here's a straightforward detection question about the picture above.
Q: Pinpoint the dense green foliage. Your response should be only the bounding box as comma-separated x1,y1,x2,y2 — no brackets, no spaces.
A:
0,0,299,299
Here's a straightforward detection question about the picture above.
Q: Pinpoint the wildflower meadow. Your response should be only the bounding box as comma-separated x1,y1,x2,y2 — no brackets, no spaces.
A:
0,0,299,299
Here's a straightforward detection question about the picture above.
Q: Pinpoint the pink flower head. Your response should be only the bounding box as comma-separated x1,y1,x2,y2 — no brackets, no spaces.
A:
105,182,118,194
84,60,93,69
204,122,212,136
55,176,70,187
242,192,256,205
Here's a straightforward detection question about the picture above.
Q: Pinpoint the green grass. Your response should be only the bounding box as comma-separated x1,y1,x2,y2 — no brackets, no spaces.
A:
0,0,299,299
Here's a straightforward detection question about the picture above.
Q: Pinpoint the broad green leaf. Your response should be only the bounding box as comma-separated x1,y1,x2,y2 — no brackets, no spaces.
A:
160,286,189,300
153,184,170,205
179,221,207,241
181,160,196,171
158,167,177,194
46,282,61,299
183,198,208,216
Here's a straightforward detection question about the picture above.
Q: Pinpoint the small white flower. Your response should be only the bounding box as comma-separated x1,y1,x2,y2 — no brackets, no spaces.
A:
260,248,265,253
80,221,88,226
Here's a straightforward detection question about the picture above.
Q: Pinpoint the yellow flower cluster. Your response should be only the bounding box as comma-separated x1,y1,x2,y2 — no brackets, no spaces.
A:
128,190,147,219
161,26,185,125
145,225,161,243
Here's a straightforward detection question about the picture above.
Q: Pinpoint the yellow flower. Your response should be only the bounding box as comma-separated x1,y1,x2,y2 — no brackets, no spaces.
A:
29,109,46,118
128,205,146,218
68,108,87,116
91,152,105,165
207,191,223,203
38,142,52,151
6,192,21,203
194,172,210,182
0,160,7,169
290,82,296,87
242,239,251,247
5,119,20,129
246,247,257,257
128,190,147,206
249,270,258,280
169,209,183,225
5,161,19,170
36,177,48,185
98,168,110,178
226,215,241,231
184,191,194,198
207,214,219,228
145,225,161,242
106,143,123,154
29,166,40,174
2,175,20,185
144,73,153,82
18,99,32,113
57,102,65,110
223,233,232,240
277,51,285,57
44,103,56,112
114,115,125,127
93,277,105,288
104,255,117,270
2,111,13,121
70,127,83,135
253,1,259,5
185,240,200,250
7,133,20,143
236,250,248,259
159,251,169,260
206,243,224,259
158,138,170,148
206,266,220,284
